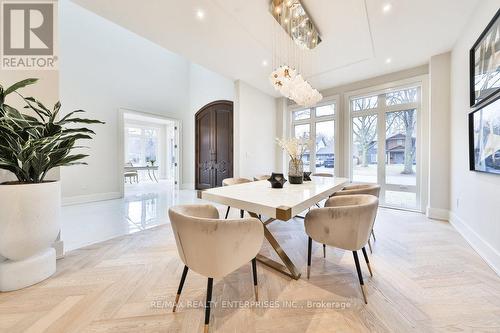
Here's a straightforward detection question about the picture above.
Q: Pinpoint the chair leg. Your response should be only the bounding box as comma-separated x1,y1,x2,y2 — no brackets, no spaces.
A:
371,229,376,241
204,278,213,333
251,258,258,301
352,251,367,304
307,237,312,279
361,247,373,277
173,265,189,312
367,238,373,254
323,244,326,258
240,210,244,218
225,206,230,219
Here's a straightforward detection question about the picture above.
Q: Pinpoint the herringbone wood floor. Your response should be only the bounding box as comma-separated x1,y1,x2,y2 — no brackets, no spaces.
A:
1,207,500,333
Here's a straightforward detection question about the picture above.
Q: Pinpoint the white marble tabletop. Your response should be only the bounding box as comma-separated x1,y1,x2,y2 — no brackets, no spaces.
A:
201,176,349,220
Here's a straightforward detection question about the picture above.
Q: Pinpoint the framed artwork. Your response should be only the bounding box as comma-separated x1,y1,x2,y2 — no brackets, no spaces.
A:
469,93,500,175
470,9,500,107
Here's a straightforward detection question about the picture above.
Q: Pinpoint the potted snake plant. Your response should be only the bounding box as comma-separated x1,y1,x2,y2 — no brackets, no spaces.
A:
0,78,103,291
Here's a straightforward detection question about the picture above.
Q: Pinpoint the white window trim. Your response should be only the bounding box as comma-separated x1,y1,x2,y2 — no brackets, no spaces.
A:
290,96,339,174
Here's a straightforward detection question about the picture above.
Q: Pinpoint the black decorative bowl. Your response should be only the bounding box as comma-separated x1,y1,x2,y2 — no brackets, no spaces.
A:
267,173,287,188
303,172,312,181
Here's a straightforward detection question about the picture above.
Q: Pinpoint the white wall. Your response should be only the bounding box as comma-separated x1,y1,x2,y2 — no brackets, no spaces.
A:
60,1,238,197
427,52,451,220
449,0,500,274
235,81,277,179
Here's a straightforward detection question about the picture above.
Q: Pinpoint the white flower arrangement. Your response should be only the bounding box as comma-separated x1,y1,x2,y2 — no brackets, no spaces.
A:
276,137,309,162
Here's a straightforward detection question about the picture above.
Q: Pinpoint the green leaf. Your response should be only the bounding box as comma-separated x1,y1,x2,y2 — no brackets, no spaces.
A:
4,78,38,95
0,79,103,183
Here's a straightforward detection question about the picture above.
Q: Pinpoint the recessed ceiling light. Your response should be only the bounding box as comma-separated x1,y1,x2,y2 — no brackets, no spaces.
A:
385,58,392,64
262,60,268,67
196,9,205,20
382,3,392,13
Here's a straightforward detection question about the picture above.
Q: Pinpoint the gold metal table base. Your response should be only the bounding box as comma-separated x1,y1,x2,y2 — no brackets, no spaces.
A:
248,212,302,280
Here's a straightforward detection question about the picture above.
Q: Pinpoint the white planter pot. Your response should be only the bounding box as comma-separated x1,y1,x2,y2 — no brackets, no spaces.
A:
0,181,60,291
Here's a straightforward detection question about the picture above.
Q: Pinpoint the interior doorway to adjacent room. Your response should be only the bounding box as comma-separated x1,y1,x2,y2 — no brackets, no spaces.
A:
118,109,181,231
120,109,180,190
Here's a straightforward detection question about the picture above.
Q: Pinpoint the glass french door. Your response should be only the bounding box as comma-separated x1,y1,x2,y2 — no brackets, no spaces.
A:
350,86,420,210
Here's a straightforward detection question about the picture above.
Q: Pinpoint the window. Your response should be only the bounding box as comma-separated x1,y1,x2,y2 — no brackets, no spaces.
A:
291,101,337,174
351,95,378,111
293,109,311,121
125,125,160,166
349,85,421,210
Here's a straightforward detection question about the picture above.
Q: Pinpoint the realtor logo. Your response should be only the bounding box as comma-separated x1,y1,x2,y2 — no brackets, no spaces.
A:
1,1,57,69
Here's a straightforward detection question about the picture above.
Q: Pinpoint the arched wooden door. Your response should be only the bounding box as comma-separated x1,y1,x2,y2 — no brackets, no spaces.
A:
195,100,233,190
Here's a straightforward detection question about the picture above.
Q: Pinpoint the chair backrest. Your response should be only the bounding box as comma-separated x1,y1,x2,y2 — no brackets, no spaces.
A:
168,204,264,278
222,177,252,186
335,184,381,198
312,173,333,177
304,195,378,251
253,175,271,181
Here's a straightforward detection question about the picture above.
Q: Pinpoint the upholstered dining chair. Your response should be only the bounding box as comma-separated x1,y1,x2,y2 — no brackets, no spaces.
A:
222,177,252,218
304,194,379,304
333,184,381,253
312,172,333,177
253,174,270,181
310,172,334,256
169,204,264,333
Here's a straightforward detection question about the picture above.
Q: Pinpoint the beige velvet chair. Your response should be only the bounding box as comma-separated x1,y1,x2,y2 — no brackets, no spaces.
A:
308,173,334,256
253,174,270,181
169,204,264,333
334,184,381,252
312,172,333,177
222,177,252,219
304,195,379,304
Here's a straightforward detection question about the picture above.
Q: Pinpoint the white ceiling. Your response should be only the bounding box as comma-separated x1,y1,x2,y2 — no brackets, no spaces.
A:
72,0,480,96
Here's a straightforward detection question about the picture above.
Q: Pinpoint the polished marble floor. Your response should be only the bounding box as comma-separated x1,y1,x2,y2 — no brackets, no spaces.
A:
61,180,202,251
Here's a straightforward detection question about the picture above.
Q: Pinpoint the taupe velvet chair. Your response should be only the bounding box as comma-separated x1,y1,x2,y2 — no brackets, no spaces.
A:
222,177,252,218
253,175,270,181
169,204,264,333
309,173,334,256
312,172,333,177
334,184,381,252
304,195,378,304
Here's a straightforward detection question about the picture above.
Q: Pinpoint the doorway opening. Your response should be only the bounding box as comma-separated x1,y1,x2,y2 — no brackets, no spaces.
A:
119,109,181,231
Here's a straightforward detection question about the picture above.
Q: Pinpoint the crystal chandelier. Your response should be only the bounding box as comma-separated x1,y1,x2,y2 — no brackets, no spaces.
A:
269,0,322,107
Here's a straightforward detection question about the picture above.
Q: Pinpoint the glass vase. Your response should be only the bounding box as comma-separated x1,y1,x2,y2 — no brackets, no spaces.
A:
288,158,304,184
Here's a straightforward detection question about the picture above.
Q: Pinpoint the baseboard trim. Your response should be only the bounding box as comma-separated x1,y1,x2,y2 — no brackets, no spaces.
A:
62,192,122,206
449,211,500,277
426,206,450,221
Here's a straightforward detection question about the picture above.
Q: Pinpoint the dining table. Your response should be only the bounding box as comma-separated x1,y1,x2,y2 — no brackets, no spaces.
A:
200,176,349,279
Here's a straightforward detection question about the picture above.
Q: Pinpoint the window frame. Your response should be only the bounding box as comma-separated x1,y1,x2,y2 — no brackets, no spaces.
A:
290,96,339,174
124,123,161,167
347,83,423,210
